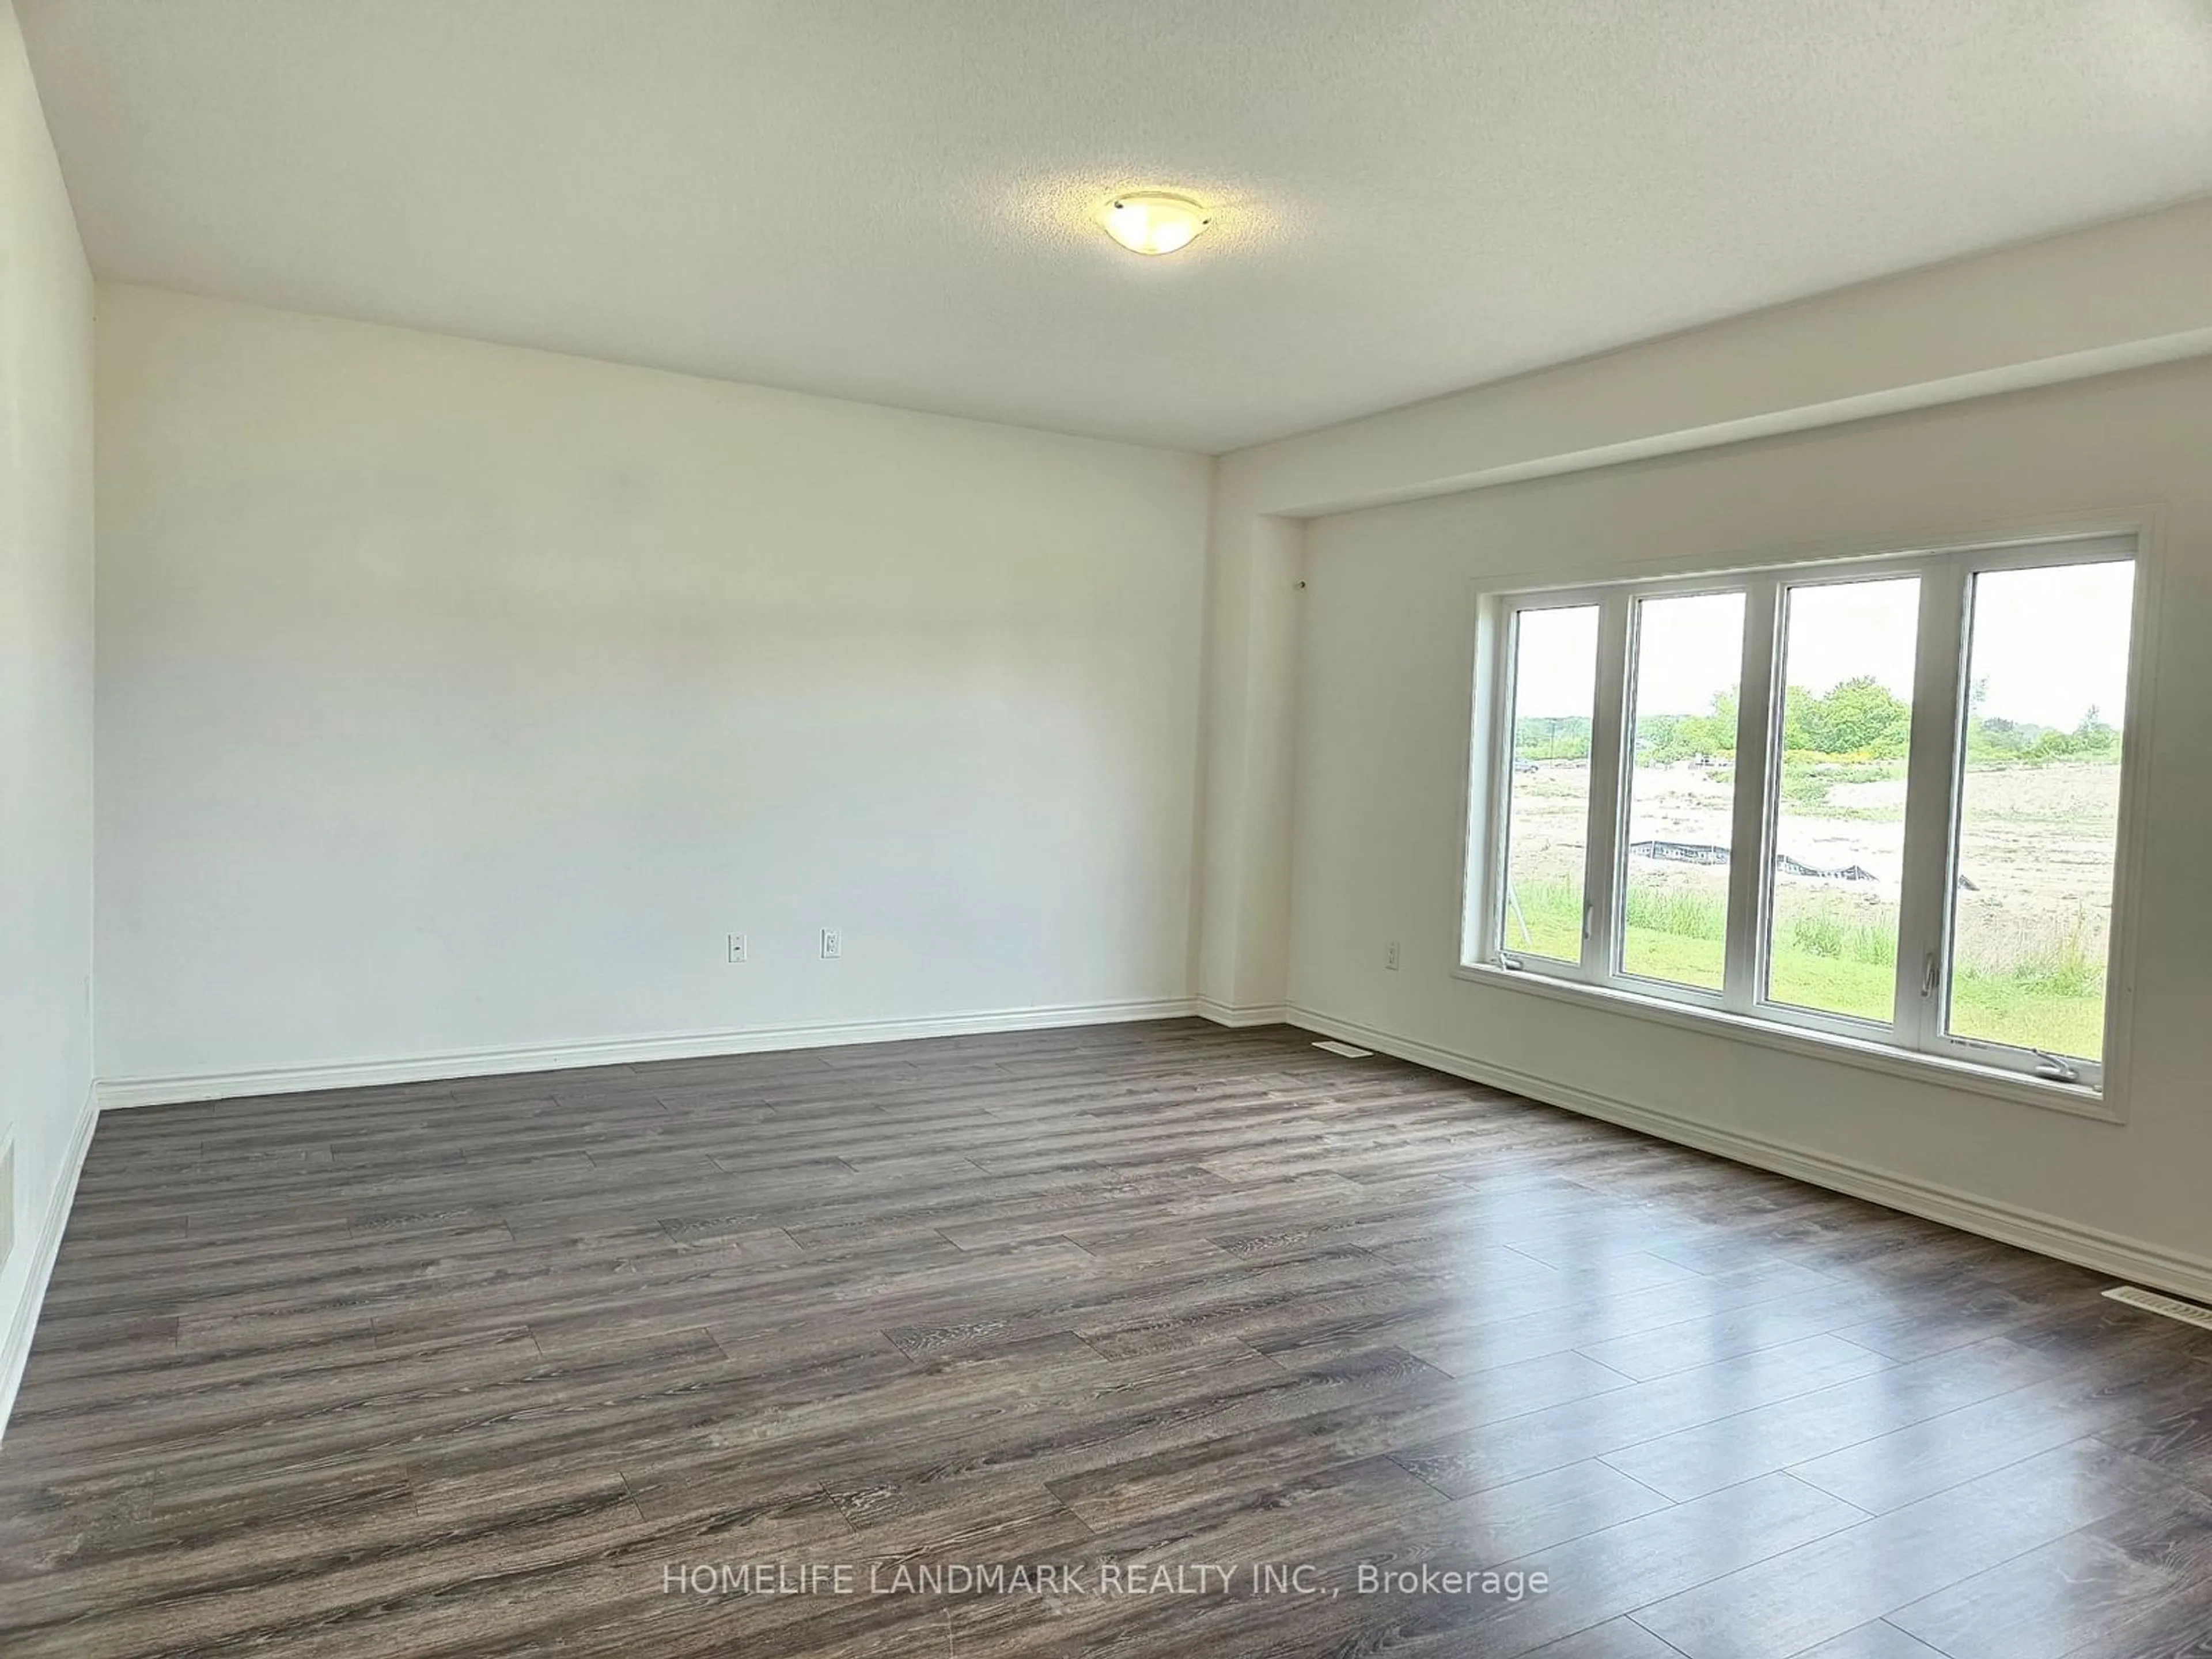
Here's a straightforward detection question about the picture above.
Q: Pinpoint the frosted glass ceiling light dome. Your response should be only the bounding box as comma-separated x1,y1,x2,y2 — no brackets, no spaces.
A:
1102,192,1213,256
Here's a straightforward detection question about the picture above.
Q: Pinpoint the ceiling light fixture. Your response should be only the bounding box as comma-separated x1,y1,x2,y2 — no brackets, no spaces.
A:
1101,192,1213,256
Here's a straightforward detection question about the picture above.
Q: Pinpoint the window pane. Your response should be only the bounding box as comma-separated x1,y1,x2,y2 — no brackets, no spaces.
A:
1499,605,1599,964
1946,560,2133,1062
1764,578,1919,1022
1620,591,1744,990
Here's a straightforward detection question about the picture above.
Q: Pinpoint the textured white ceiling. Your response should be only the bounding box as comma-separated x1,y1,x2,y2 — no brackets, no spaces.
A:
20,1,2212,452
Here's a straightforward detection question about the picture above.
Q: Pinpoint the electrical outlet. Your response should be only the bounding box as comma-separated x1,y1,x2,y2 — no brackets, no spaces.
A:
726,933,747,964
1385,940,1402,971
820,927,842,960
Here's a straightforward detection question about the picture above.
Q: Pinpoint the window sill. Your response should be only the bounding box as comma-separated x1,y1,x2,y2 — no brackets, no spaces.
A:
1450,960,2123,1124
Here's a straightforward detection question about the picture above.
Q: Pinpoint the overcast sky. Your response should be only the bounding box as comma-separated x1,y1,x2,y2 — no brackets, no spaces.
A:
1512,561,2134,732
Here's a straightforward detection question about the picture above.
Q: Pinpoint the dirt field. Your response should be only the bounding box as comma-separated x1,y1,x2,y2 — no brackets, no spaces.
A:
1498,757,2118,1058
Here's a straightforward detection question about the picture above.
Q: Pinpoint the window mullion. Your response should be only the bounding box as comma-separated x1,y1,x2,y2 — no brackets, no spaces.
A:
1581,593,1633,982
1893,559,1968,1051
1722,579,1780,1014
1474,601,1514,964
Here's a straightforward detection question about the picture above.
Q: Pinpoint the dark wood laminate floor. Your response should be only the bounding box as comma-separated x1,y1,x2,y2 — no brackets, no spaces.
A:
4,1020,2210,1658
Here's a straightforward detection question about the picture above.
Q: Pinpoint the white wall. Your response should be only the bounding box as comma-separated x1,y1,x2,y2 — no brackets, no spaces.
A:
0,0,95,1426
1195,197,2212,1022
1287,357,2212,1286
94,286,1211,1089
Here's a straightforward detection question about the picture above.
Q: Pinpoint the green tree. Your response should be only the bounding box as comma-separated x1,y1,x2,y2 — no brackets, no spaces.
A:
1513,714,1592,760
1639,689,1737,762
1786,675,1910,757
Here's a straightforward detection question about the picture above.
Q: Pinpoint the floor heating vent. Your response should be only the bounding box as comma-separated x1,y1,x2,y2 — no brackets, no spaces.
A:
2104,1284,2212,1331
1312,1040,1373,1059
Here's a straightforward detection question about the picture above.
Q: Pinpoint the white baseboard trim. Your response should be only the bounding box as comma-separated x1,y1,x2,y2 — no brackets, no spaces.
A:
1194,998,1288,1028
1287,1003,2212,1307
97,997,1199,1109
0,1084,99,1444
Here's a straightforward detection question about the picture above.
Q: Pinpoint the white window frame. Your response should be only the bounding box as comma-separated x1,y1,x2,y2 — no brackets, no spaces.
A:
1461,529,2149,1120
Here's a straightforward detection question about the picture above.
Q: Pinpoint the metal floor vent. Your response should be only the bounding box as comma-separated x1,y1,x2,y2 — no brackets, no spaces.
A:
1312,1040,1373,1059
2104,1285,2212,1331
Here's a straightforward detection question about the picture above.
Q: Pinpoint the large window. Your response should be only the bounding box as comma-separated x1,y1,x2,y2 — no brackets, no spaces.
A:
1466,535,2141,1096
